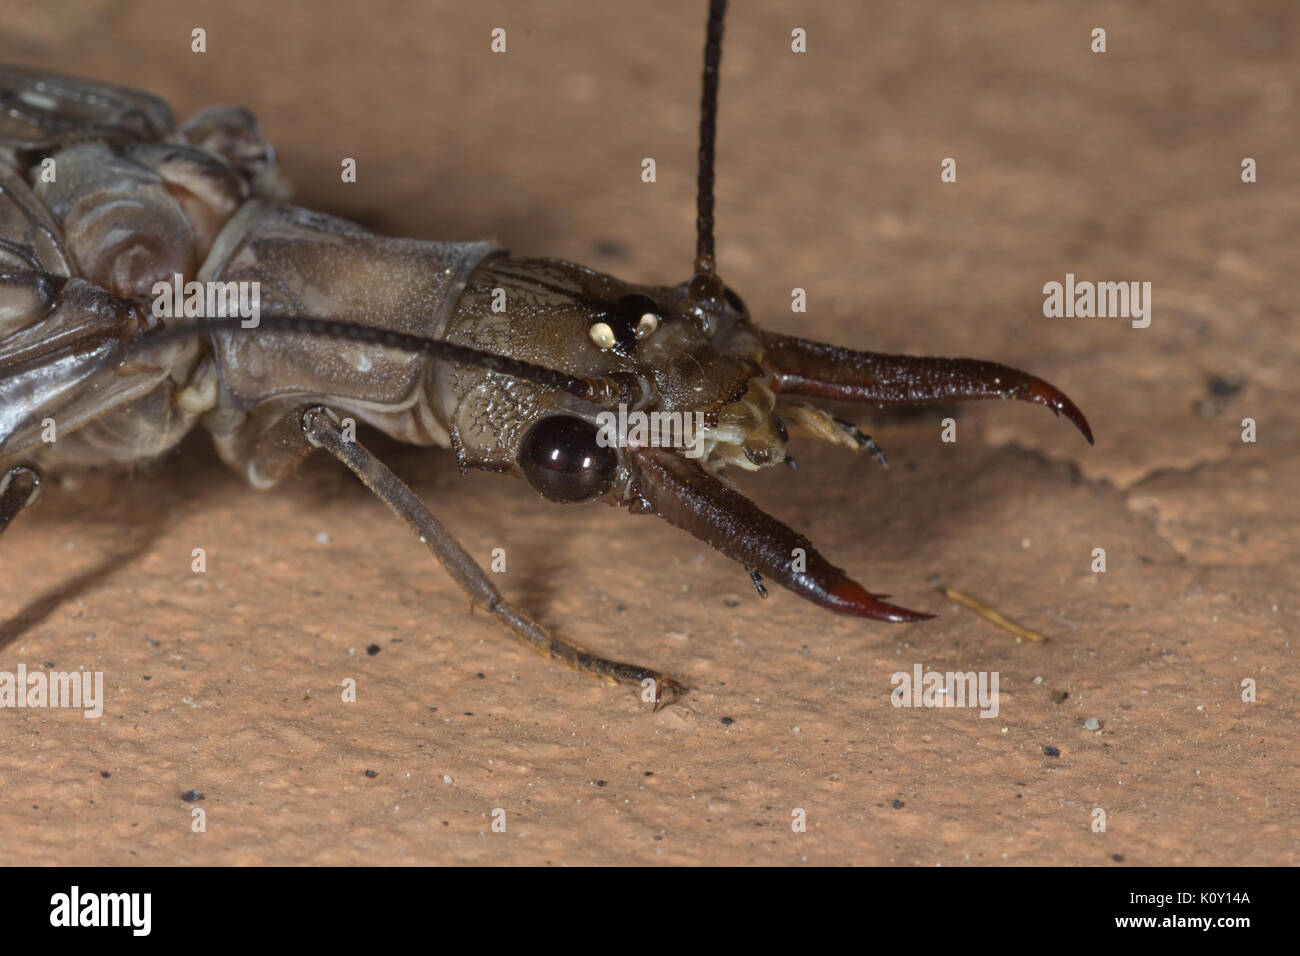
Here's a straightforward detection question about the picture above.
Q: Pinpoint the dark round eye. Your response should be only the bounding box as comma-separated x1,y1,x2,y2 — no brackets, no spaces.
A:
520,416,617,503
723,285,749,318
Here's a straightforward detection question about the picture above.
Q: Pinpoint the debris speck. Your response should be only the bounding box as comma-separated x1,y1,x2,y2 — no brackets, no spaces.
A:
1083,717,1101,731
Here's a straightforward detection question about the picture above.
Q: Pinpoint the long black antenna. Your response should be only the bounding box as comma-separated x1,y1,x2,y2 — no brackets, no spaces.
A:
689,0,728,315
125,315,599,399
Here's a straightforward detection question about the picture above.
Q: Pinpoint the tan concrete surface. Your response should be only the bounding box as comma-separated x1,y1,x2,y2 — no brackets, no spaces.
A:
0,0,1294,864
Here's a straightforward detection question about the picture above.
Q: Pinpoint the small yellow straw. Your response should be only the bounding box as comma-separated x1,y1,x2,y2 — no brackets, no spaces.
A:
933,582,1049,644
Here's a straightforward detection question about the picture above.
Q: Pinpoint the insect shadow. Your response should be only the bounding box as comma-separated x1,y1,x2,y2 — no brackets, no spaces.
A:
0,477,174,649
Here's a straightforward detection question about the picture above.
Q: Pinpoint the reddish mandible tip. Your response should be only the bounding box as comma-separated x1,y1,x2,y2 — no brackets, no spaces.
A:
827,579,936,623
1025,375,1095,445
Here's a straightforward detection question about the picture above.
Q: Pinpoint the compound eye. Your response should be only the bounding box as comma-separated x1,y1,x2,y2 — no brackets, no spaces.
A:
723,286,749,319
519,416,617,503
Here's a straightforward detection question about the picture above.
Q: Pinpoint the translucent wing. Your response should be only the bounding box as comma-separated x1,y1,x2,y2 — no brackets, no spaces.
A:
0,64,174,163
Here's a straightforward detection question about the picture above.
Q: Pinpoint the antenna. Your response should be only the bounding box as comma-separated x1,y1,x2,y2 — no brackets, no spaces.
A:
688,0,728,316
123,315,600,399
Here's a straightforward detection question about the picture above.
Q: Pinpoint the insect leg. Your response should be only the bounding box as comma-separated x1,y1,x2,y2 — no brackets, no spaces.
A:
298,407,683,709
0,465,41,535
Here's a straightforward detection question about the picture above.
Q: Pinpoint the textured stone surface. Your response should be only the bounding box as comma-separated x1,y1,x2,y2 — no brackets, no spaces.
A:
0,0,1295,865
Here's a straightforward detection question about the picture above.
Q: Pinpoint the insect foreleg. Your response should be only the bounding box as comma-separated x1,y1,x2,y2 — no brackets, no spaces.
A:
0,465,40,534
298,407,683,709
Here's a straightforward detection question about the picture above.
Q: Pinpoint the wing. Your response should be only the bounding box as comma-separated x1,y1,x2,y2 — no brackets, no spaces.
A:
0,162,71,275
0,64,175,166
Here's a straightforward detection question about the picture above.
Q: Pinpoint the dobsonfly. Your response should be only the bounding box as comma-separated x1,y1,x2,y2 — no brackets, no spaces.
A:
0,1,1091,709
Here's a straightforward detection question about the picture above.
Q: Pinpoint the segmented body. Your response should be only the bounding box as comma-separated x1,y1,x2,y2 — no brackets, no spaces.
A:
0,67,546,485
